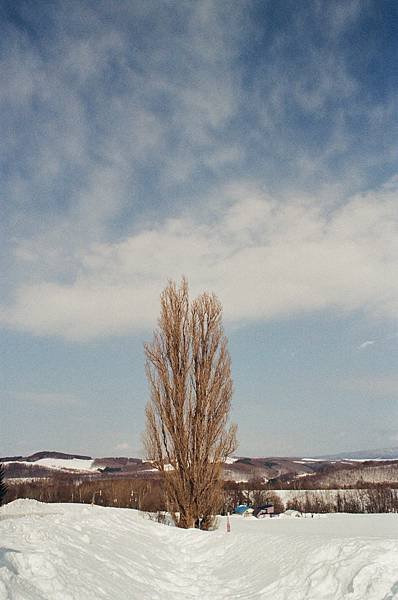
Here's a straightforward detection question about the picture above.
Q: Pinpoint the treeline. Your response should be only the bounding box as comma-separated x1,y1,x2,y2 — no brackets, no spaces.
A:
285,486,398,513
5,476,165,512
224,481,398,513
266,462,398,491
4,476,398,514
4,476,283,514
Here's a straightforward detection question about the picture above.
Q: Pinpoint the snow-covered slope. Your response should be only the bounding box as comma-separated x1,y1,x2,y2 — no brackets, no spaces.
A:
1,500,397,599
323,446,398,460
4,457,96,472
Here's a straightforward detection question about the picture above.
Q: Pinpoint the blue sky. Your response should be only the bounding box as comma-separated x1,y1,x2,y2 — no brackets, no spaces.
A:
1,0,398,457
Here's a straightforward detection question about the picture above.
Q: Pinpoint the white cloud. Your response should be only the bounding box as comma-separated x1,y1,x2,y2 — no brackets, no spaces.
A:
358,340,376,349
1,177,398,341
2,2,398,343
114,442,131,452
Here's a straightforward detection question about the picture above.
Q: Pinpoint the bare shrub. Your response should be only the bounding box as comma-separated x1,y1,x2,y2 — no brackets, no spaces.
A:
222,481,247,513
364,485,398,513
252,490,285,513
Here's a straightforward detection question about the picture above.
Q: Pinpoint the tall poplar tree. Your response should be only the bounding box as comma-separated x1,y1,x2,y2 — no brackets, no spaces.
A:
144,278,237,529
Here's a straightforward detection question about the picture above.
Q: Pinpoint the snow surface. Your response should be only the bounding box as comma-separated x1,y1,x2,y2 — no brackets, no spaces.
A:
4,458,96,472
224,457,239,465
340,457,398,462
1,499,398,599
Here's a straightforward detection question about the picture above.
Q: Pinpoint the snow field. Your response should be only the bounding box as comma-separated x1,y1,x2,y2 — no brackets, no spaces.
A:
0,500,398,599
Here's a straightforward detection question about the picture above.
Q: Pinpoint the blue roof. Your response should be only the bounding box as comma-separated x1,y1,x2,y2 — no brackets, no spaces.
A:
234,504,250,514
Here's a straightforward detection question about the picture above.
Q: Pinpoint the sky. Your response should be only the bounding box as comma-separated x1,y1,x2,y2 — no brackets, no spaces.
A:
1,0,398,458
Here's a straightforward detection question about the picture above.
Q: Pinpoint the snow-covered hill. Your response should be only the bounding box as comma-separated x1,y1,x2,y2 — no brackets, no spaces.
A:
5,457,97,472
1,500,397,599
322,446,398,460
4,450,398,485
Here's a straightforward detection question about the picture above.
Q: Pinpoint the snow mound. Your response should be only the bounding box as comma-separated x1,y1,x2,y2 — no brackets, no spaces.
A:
1,501,398,599
0,498,50,515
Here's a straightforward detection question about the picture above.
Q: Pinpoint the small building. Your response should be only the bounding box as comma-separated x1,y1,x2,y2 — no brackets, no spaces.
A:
253,503,275,518
234,504,251,515
98,466,122,473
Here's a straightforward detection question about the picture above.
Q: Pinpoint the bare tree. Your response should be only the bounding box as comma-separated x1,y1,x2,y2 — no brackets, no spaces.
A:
0,464,7,506
144,278,237,529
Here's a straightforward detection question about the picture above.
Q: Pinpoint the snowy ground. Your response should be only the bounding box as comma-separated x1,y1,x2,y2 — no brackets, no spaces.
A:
1,500,398,599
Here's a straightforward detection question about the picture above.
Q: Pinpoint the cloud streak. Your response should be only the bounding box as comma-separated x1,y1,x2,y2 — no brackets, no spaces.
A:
358,340,376,349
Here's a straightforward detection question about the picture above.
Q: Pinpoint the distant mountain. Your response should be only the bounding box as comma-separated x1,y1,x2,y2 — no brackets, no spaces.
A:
0,451,92,462
27,451,93,462
320,447,398,460
3,449,398,484
0,450,153,480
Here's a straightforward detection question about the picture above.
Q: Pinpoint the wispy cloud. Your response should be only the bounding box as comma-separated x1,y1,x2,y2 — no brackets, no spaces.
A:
358,340,376,350
1,1,398,342
114,442,131,452
1,177,398,340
